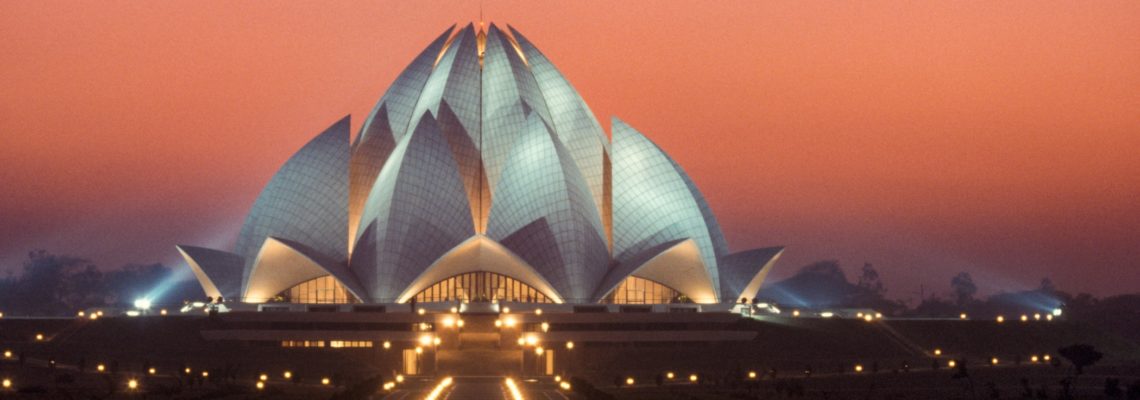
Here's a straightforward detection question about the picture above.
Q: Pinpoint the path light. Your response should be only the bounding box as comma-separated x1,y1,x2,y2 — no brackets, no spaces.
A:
875,312,883,319
1043,354,1051,362
97,364,106,372
1034,313,1041,320
415,347,423,354
526,335,539,346
201,371,209,378
433,337,441,346
256,381,264,390
442,316,455,328
184,367,192,375
502,307,511,313
535,308,543,315
259,374,268,381
541,322,549,332
535,346,545,356
863,314,874,322
1020,315,1028,322
559,381,571,390
666,372,674,380
128,379,138,390
148,367,156,375
934,349,942,356
1046,314,1054,321
960,313,968,320
948,360,957,368
383,382,395,391
417,308,426,315
554,375,561,382
689,374,698,383
450,307,458,313
991,357,999,365
457,319,465,328
383,341,391,350
748,371,757,379
321,377,331,385
517,338,525,346
35,333,44,341
565,341,574,350
396,374,405,383
283,371,293,379
625,377,634,386
419,334,433,346
2,379,10,389
996,316,1005,323
495,320,503,328
1031,355,1039,363
3,350,11,359
504,316,517,328
854,364,863,373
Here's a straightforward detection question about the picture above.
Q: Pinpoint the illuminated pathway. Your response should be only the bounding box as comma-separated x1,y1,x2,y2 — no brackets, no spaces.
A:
381,376,567,400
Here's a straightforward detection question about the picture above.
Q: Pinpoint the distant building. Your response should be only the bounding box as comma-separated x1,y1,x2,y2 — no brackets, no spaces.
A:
179,24,782,305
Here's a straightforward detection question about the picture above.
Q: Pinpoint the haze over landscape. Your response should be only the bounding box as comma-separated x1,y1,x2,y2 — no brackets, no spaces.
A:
2,1,1138,297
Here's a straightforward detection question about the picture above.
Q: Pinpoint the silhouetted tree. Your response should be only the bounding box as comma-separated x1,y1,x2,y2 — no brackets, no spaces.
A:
951,272,978,307
1058,344,1103,375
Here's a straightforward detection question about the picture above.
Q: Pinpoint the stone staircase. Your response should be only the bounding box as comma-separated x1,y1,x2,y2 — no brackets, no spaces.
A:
437,315,520,376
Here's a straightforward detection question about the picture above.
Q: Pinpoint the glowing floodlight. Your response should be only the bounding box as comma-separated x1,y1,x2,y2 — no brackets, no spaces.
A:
996,316,1005,323
666,372,675,380
689,374,698,382
283,371,293,379
565,341,575,350
960,313,968,320
820,311,834,318
396,374,405,383
259,373,268,381
321,377,330,385
148,367,156,375
256,381,264,390
525,335,539,346
419,334,433,346
535,308,543,315
134,298,152,310
854,364,863,372
425,376,453,400
748,371,757,379
97,364,106,372
2,379,10,389
560,381,571,390
383,341,391,349
417,308,426,315
934,349,942,356
991,357,999,365
541,322,550,332
625,377,634,386
948,360,957,368
536,346,545,356
1052,308,1062,316
128,379,138,390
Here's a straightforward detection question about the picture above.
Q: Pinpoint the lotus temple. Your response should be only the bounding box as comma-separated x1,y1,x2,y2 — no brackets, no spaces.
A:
178,23,783,307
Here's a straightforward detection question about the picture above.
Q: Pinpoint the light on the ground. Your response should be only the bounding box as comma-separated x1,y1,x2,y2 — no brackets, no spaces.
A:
1031,355,1039,363
383,341,391,349
283,371,292,379
35,333,43,341
128,379,138,390
535,346,545,356
417,308,425,315
666,372,674,380
425,377,453,400
625,377,634,386
256,381,264,390
560,381,571,390
541,322,549,332
97,364,106,372
854,364,863,372
535,308,543,315
134,298,152,310
396,374,405,383
689,374,698,382
996,316,1005,323
1,379,10,389
565,341,574,350
148,367,156,375
934,348,942,356
321,377,330,385
991,357,999,365
960,313,968,320
505,377,524,400
259,373,268,381
948,360,957,368
419,334,433,346
748,371,757,379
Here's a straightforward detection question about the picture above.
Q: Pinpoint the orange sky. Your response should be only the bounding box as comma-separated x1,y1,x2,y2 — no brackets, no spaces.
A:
2,1,1138,298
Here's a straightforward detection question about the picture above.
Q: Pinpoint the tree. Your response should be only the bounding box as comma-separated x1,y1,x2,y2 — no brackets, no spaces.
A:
1058,344,1103,375
857,263,885,297
950,272,977,307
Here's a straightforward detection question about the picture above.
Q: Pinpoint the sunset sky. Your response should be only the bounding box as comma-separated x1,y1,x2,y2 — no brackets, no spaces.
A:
2,1,1137,299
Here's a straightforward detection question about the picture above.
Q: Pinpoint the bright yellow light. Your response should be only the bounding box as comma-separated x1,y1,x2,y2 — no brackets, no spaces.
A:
960,313,968,320
856,312,864,318
535,346,545,356
504,377,524,400
396,374,405,383
1020,315,1028,322
201,371,209,378
934,348,942,356
991,357,999,365
565,341,574,350
504,317,517,328
128,379,139,390
948,360,957,368
450,307,458,313
559,381,571,390
793,310,800,317
256,381,264,390
688,374,698,382
457,319,465,328
535,308,543,315
89,313,98,320
666,372,675,380
855,364,863,372
383,382,395,391
863,314,874,322
3,350,10,359
820,311,834,318
996,316,1005,323
35,334,43,341
525,335,538,346
415,346,423,354
1046,314,1054,321
1031,355,1039,363
259,374,268,381
554,375,561,382
495,320,503,328
433,337,441,346
1043,354,1051,361
541,322,549,332
424,377,453,400
748,371,757,379
383,341,391,349
160,309,168,316
442,317,455,328
1034,313,1041,320
148,367,156,375
419,323,429,331
516,337,525,346
417,308,426,315
78,311,85,317
97,364,106,372
1,379,10,389
184,367,192,374
875,312,883,319
625,377,634,386
321,377,330,385
97,311,103,316
502,307,511,313
283,371,293,379
419,335,433,346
